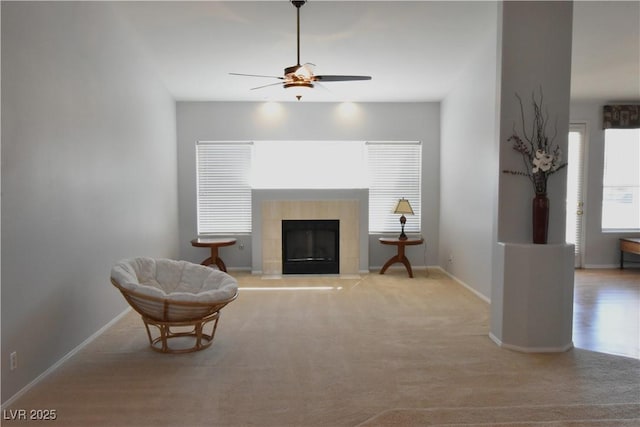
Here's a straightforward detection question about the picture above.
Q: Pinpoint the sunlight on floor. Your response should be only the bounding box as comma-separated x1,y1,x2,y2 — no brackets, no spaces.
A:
240,286,343,291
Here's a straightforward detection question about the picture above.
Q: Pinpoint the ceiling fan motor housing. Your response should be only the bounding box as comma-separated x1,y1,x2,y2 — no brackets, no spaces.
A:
284,65,302,76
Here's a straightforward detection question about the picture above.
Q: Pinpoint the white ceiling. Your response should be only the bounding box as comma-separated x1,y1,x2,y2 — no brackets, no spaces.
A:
111,1,640,103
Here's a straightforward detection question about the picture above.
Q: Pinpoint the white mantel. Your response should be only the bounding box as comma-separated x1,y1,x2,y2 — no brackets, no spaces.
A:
251,189,369,275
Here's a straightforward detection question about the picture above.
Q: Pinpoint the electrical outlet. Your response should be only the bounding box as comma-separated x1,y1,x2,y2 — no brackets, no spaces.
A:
239,242,244,250
448,254,453,264
9,352,17,371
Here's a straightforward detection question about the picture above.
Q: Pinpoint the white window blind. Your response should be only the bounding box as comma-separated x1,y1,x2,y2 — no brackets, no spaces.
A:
566,124,586,263
196,141,253,234
366,141,422,234
602,129,640,230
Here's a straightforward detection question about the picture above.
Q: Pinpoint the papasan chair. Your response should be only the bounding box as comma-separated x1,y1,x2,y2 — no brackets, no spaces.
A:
111,257,238,354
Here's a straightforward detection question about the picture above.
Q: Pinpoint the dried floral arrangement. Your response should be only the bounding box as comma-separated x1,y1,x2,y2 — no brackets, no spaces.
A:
503,89,567,195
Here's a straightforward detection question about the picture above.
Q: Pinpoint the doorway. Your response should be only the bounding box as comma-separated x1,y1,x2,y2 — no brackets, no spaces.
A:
566,123,586,268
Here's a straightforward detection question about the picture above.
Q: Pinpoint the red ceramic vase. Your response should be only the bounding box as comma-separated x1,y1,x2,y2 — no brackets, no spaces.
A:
532,193,549,244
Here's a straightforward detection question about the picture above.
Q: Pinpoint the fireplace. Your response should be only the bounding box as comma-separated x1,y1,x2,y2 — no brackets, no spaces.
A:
252,191,368,275
282,219,339,274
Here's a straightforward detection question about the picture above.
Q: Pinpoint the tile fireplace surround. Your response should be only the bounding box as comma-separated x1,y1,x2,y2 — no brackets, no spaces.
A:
251,189,369,275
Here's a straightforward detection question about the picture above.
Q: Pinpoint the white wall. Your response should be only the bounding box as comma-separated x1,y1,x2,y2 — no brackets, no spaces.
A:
439,3,499,300
176,102,440,270
570,102,640,267
1,2,179,403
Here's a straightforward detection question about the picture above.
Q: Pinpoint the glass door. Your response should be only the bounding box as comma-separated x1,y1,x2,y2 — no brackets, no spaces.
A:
566,124,586,268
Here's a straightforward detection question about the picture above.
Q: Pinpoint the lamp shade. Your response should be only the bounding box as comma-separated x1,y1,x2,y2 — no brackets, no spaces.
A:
393,198,414,215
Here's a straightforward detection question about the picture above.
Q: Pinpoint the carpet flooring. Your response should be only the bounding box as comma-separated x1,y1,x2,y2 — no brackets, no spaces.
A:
3,269,639,426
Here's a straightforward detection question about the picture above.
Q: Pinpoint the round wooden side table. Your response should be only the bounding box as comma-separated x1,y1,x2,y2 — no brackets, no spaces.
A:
190,237,236,272
379,237,424,278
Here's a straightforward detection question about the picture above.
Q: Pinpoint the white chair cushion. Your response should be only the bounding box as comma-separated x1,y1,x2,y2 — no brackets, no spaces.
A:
111,257,238,304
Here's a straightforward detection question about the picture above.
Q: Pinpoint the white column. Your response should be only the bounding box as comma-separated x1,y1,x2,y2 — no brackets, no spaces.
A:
491,1,575,352
491,243,574,352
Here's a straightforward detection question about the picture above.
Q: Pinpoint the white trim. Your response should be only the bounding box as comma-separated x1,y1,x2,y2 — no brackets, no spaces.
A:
1,308,132,409
490,333,574,353
435,267,491,304
369,265,429,271
226,266,252,273
583,264,619,269
370,265,491,304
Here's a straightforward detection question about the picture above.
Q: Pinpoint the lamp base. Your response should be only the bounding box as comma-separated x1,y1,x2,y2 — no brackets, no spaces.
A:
399,219,408,240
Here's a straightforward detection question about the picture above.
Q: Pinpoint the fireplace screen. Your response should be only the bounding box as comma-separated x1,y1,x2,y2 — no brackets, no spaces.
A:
282,220,339,274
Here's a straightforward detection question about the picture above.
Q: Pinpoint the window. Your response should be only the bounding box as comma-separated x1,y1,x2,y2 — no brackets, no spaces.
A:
251,141,366,189
566,124,586,267
601,129,640,231
366,141,422,234
196,140,422,235
196,141,253,234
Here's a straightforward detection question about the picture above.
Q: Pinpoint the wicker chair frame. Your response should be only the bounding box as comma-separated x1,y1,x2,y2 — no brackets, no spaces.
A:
111,278,238,354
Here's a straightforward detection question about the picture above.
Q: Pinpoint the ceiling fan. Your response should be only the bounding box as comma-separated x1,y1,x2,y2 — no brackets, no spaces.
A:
230,0,372,100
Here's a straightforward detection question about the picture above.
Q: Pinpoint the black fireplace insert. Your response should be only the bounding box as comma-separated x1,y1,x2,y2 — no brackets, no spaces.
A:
282,219,339,274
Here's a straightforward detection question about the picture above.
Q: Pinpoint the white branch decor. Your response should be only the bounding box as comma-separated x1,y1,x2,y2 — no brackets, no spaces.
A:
503,88,567,195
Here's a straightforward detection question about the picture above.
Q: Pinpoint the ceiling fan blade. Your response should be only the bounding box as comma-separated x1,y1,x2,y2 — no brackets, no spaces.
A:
314,82,332,93
313,75,372,82
250,81,285,90
230,72,284,80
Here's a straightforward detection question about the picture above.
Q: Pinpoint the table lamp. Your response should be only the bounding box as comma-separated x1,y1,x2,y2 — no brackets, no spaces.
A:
393,198,414,240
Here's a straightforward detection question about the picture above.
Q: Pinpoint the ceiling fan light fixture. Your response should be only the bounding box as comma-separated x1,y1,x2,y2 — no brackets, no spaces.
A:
283,81,314,90
284,81,313,101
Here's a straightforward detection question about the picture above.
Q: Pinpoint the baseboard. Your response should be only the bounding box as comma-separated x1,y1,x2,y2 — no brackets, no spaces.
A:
368,265,431,275
368,265,491,304
435,267,491,304
583,264,619,269
1,307,132,409
227,266,252,272
489,332,574,353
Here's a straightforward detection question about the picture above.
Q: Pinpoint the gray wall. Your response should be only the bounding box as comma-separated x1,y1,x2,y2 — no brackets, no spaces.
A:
439,5,499,300
570,102,640,267
176,102,440,270
490,1,574,351
1,2,179,403
496,1,572,245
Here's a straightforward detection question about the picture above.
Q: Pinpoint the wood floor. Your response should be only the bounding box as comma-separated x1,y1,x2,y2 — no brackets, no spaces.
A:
573,268,640,359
